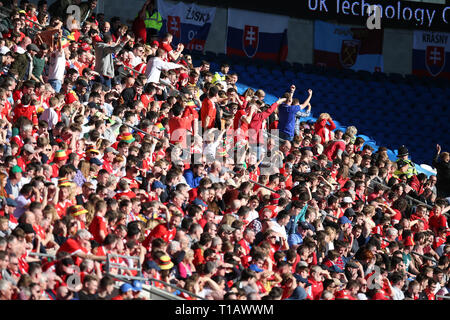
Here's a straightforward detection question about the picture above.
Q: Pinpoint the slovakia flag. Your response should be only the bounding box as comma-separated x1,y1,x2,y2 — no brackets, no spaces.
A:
226,8,288,62
412,30,450,79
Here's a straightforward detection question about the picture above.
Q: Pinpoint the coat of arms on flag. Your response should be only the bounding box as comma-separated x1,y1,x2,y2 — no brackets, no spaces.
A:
340,40,360,68
243,25,259,58
425,46,445,77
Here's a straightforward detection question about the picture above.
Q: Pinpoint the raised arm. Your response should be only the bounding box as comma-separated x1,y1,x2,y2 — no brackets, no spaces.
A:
300,89,313,108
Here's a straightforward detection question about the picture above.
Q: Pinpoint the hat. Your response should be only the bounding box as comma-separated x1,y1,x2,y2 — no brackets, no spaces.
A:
346,260,359,269
397,160,409,169
270,193,281,204
89,158,103,166
22,144,35,154
249,264,264,273
216,146,228,157
61,257,75,266
76,79,89,87
19,223,35,234
225,179,237,188
58,178,73,187
26,43,40,52
297,261,309,268
293,274,310,286
342,197,353,204
397,146,409,157
335,289,353,300
220,224,235,233
104,147,118,155
287,286,307,300
81,43,91,51
344,208,356,218
119,132,135,143
298,221,313,231
179,73,189,80
11,165,23,174
158,255,174,270
54,150,68,161
338,216,352,225
71,205,88,217
5,198,17,207
151,40,159,47
86,148,100,154
120,283,133,293
132,280,142,292
87,101,100,110
152,180,165,190
144,260,161,271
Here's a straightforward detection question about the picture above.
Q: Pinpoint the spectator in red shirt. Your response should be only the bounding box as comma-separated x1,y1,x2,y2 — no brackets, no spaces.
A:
314,113,336,145
159,33,184,62
168,103,193,147
201,86,219,130
57,229,106,265
12,94,38,126
142,212,182,249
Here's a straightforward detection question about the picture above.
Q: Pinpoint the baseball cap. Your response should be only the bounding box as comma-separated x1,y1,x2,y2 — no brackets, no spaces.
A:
342,197,353,204
338,216,352,225
104,147,118,155
397,160,409,169
287,286,307,300
5,198,17,207
220,224,235,233
26,43,40,52
249,264,264,273
89,158,103,166
144,260,161,271
22,144,35,154
344,208,356,218
60,257,75,266
76,78,89,87
346,260,359,269
18,223,35,234
87,101,100,110
132,280,142,292
120,283,133,293
151,180,165,190
298,221,313,231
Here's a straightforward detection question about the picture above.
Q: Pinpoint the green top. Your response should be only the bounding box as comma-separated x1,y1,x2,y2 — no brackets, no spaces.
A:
32,56,45,79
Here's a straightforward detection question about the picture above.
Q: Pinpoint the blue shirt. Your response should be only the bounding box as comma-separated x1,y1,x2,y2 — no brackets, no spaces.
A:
288,232,303,247
278,103,301,137
183,169,202,189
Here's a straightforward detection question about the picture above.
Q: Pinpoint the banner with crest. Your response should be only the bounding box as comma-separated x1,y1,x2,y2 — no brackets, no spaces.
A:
412,31,450,79
226,8,288,62
313,20,384,72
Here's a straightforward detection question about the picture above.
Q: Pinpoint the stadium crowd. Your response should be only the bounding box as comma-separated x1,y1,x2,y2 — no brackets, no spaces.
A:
0,0,449,301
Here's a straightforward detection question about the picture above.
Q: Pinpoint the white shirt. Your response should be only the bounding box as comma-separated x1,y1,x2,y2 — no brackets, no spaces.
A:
39,107,59,130
13,195,30,219
48,50,66,81
131,55,142,68
392,286,405,300
145,56,182,84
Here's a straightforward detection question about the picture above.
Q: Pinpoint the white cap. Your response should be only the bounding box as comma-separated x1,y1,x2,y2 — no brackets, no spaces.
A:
342,197,353,204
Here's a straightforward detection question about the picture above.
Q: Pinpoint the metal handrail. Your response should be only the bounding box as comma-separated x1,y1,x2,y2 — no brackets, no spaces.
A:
28,252,56,259
410,251,438,265
113,274,205,300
